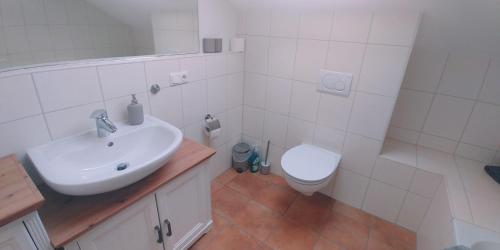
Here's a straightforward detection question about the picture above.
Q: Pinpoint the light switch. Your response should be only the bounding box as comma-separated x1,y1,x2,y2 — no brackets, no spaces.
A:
317,70,352,97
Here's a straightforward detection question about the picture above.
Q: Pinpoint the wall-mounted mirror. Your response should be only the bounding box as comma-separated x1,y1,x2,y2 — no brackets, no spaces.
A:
0,0,199,72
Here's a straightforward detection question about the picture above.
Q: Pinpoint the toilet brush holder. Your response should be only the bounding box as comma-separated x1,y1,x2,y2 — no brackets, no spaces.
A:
260,161,271,175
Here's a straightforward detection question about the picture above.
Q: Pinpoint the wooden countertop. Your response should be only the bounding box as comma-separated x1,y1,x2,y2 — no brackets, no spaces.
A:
38,138,216,248
0,155,44,227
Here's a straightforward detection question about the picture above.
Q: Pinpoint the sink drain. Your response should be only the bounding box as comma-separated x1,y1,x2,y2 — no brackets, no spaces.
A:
116,162,129,171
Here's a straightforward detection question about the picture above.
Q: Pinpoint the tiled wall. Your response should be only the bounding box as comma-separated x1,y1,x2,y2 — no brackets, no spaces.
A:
237,9,436,231
0,52,244,183
388,48,500,164
0,0,136,68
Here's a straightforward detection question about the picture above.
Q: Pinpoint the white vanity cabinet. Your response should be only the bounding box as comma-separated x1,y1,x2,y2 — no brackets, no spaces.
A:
0,222,37,250
68,162,211,250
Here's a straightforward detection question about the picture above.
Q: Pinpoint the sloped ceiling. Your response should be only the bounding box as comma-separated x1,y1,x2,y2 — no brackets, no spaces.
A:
228,0,500,55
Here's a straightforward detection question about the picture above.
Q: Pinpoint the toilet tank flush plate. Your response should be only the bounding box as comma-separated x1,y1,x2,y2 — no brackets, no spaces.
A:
318,70,352,97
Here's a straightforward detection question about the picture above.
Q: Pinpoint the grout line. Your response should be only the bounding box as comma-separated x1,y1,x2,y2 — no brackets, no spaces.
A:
415,52,450,144
29,73,53,140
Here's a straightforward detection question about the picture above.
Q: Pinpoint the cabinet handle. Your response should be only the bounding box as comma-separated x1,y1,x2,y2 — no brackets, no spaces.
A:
154,225,163,243
164,219,173,237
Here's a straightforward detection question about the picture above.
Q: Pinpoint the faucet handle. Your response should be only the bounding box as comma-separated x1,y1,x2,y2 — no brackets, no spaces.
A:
90,109,108,119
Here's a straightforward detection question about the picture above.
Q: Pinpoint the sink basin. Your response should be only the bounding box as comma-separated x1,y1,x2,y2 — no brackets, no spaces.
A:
27,115,183,196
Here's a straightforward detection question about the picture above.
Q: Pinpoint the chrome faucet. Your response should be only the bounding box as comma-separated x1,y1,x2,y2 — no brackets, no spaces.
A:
90,109,117,138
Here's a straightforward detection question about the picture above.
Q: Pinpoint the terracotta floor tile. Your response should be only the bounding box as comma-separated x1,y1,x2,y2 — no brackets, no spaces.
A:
232,200,280,241
322,211,370,238
255,173,290,187
372,217,416,248
214,169,239,185
314,237,345,250
332,201,375,227
211,181,224,197
213,187,250,220
253,184,298,214
265,217,319,250
366,230,393,250
205,225,271,250
320,224,367,250
190,212,231,250
285,193,333,231
227,172,270,198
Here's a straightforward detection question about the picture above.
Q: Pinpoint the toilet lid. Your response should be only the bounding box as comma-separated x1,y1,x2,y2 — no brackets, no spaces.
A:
281,144,341,182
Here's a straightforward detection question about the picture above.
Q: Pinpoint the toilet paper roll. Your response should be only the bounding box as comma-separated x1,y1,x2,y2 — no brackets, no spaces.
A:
230,38,245,52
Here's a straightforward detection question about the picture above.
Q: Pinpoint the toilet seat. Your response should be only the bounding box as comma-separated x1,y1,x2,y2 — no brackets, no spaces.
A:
281,144,341,183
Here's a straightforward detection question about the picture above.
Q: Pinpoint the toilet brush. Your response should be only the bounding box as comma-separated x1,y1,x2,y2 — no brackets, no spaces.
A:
260,140,271,175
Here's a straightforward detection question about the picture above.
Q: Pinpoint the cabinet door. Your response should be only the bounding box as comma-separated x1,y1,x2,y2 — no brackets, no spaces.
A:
0,223,37,250
156,162,211,250
78,194,163,250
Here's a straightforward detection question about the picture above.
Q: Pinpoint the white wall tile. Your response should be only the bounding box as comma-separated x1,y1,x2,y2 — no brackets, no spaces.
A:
423,95,474,141
325,41,365,89
331,10,372,43
206,54,226,78
316,92,355,131
4,27,30,53
372,158,415,190
298,10,333,40
386,126,420,145
208,143,231,179
22,0,47,25
368,11,420,46
418,133,458,154
402,48,448,92
397,193,432,231
437,53,490,99
293,39,328,83
45,0,68,25
1,0,25,26
331,168,370,208
105,92,150,123
265,76,291,115
285,117,314,148
243,106,264,139
98,63,147,99
348,92,395,140
461,102,500,150
478,59,500,106
0,115,50,157
313,125,345,153
226,53,244,74
45,102,104,139
289,81,319,122
455,143,496,163
26,26,51,51
145,59,180,89
226,106,242,138
149,86,183,128
363,179,407,222
409,169,442,198
0,75,41,123
270,10,300,38
263,111,288,147
391,89,434,131
180,57,206,82
245,10,271,36
244,36,269,74
243,73,267,109
183,120,207,145
182,80,207,125
266,144,285,176
358,45,410,97
342,132,382,177
268,38,296,78
34,67,102,112
207,76,227,114
226,73,244,109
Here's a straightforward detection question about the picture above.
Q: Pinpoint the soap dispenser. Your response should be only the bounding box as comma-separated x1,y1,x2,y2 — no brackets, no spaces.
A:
127,94,144,125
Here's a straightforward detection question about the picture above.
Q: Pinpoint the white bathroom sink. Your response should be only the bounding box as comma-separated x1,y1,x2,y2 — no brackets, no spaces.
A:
27,115,183,196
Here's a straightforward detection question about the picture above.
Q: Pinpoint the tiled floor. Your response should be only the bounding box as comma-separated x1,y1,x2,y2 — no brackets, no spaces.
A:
191,169,416,250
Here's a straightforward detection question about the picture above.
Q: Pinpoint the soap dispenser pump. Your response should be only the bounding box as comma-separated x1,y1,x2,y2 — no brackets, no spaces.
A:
127,94,144,125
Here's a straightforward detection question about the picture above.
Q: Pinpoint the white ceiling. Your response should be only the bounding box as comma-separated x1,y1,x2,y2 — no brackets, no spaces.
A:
228,0,500,56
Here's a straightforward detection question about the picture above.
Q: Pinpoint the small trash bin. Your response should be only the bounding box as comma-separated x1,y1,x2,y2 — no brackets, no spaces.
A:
232,143,251,173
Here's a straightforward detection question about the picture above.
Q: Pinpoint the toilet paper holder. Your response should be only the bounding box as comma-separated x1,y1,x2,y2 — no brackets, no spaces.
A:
203,114,221,138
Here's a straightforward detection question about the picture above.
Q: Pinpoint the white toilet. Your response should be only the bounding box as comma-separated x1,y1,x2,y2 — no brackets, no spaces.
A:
281,144,341,196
